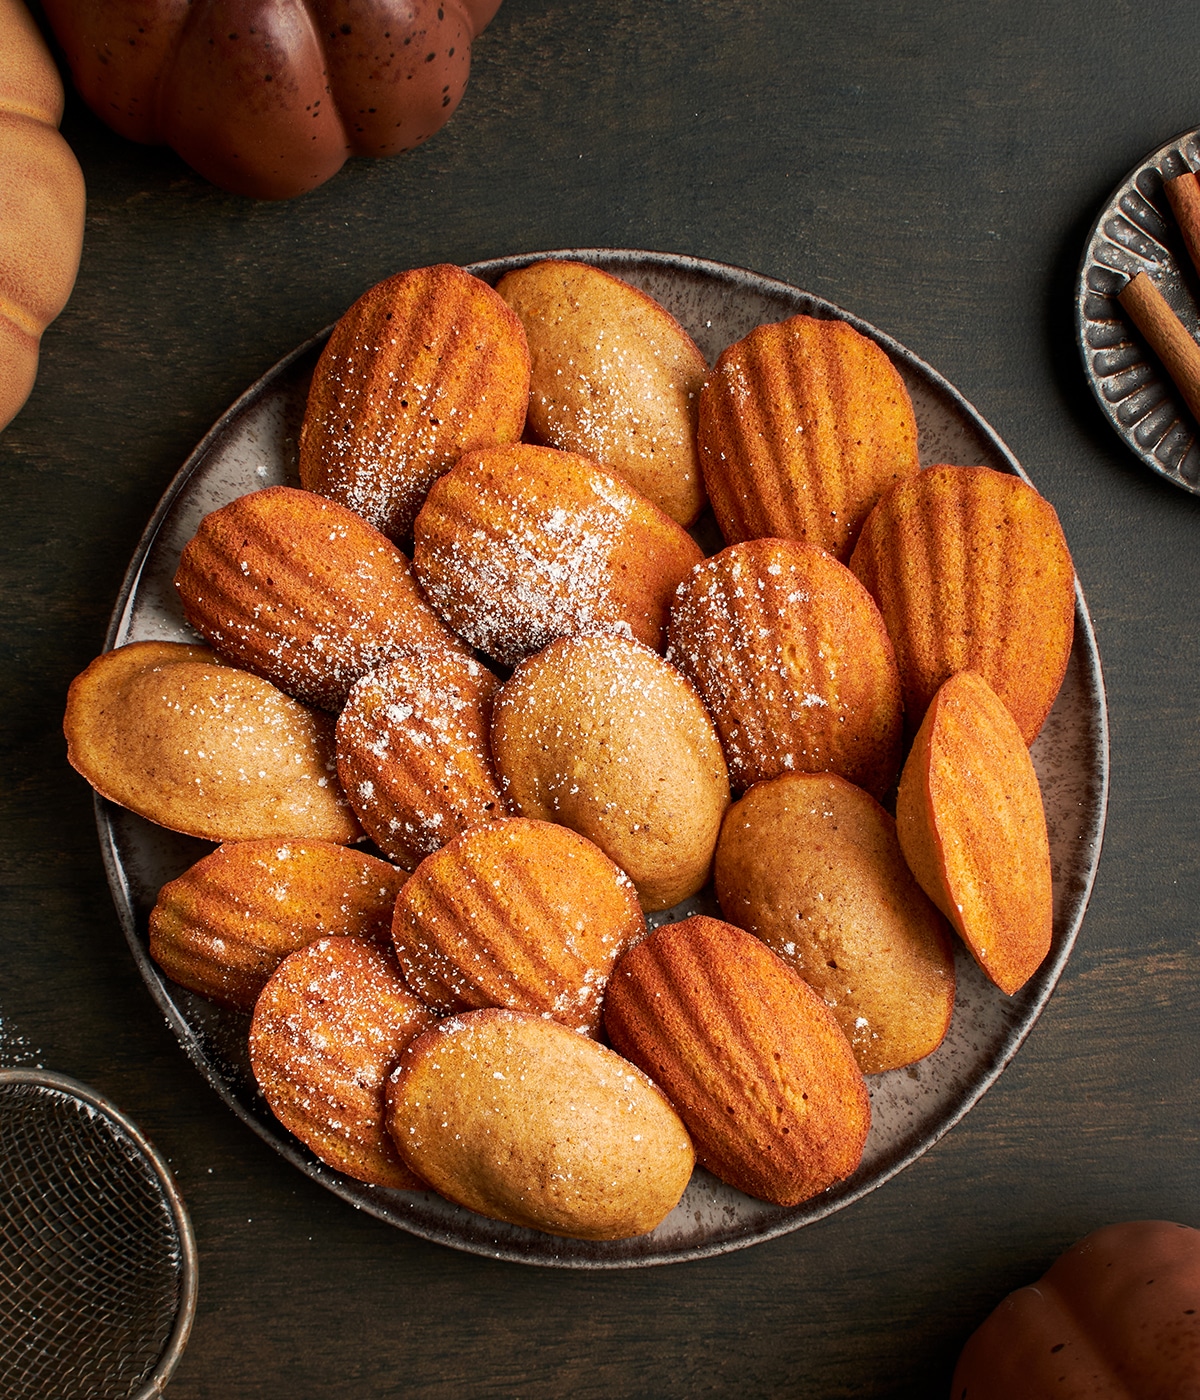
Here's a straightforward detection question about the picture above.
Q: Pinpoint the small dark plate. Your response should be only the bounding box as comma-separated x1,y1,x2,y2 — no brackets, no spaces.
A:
1076,126,1200,491
100,250,1109,1268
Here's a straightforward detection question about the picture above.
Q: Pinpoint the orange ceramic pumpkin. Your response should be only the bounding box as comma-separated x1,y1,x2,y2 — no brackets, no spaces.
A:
0,0,86,430
41,0,503,201
952,1221,1200,1398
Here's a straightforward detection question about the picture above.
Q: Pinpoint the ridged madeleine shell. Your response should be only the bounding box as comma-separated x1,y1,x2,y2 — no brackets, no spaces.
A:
697,313,919,559
299,263,530,540
150,839,402,1011
250,936,437,1189
604,915,870,1207
336,650,506,870
849,464,1075,743
896,670,1052,996
412,442,703,667
391,817,646,1036
175,485,468,711
386,1008,694,1240
496,259,709,526
713,773,955,1074
63,641,360,844
666,537,903,797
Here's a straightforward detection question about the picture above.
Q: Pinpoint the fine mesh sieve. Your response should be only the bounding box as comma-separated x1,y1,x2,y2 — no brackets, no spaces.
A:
0,1069,198,1400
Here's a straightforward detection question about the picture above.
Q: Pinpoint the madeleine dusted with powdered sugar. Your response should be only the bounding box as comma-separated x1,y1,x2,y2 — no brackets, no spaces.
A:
175,486,470,711
697,313,919,560
496,259,709,526
391,817,645,1037
250,936,437,1189
849,464,1075,744
412,442,702,667
299,264,530,540
667,537,903,798
336,649,506,870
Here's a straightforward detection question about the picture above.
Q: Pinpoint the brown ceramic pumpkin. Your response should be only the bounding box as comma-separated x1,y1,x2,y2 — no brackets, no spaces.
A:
952,1221,1200,1399
41,0,503,201
0,0,86,430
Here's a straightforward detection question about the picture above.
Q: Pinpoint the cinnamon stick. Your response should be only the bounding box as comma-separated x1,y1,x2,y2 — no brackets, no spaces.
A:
1118,270,1200,427
1164,170,1200,282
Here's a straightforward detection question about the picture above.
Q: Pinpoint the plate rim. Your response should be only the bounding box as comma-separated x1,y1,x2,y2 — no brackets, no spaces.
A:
97,248,1110,1269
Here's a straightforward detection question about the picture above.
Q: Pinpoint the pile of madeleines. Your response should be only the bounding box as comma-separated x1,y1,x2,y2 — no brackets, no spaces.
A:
64,259,1076,1243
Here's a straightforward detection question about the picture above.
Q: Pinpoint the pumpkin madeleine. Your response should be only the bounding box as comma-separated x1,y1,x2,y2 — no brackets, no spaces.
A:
299,263,530,539
895,670,1052,996
697,313,918,560
250,937,437,1189
412,442,702,667
667,537,903,798
491,633,730,912
391,817,645,1037
604,915,870,1208
150,839,402,1011
714,772,955,1074
387,1009,694,1240
175,485,470,711
64,641,359,844
336,649,506,871
497,259,709,526
849,463,1075,743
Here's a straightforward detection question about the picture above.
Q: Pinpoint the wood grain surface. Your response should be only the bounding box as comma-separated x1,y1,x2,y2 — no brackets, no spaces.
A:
3,1,1200,1395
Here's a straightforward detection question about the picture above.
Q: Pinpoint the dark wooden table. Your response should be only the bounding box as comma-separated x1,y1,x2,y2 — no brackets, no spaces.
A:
4,2,1199,1395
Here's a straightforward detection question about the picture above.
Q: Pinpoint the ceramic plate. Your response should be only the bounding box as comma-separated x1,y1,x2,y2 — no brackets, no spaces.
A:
98,250,1109,1268
1076,126,1200,492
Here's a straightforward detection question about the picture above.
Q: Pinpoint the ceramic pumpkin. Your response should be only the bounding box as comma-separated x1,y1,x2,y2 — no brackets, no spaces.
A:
0,0,86,431
952,1221,1200,1399
41,0,503,201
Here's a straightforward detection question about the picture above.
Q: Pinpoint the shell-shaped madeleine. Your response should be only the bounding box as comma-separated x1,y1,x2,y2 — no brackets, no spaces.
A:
249,936,437,1189
175,485,470,711
896,670,1052,996
697,313,918,559
667,538,903,797
299,264,530,540
714,773,955,1074
391,817,646,1036
412,442,703,667
386,1009,694,1240
604,915,870,1207
336,649,506,870
491,634,730,912
64,641,359,843
496,260,709,526
150,839,402,1010
849,464,1075,743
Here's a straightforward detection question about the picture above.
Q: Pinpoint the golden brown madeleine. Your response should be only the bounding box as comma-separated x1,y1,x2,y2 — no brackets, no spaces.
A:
604,915,870,1207
175,485,470,711
412,442,703,667
713,773,955,1073
666,538,903,798
896,670,1052,996
336,650,506,870
298,264,530,540
849,464,1075,743
249,936,437,1189
697,313,918,559
496,260,709,526
491,634,730,912
150,839,402,1011
64,641,360,843
391,817,646,1036
386,1008,694,1240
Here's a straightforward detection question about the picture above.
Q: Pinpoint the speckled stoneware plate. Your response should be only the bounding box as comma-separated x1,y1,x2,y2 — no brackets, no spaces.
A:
99,250,1109,1268
1076,126,1200,492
